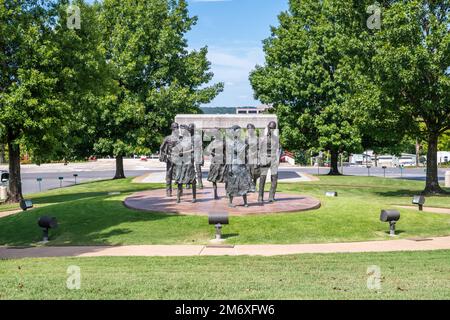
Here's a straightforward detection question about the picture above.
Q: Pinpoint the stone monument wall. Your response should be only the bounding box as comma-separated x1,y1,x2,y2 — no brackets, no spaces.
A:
175,114,278,129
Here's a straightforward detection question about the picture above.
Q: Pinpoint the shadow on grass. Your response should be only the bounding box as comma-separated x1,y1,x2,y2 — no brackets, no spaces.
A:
0,194,192,247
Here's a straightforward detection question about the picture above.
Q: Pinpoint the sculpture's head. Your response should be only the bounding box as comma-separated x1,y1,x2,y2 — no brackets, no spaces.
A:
179,124,189,137
231,125,241,138
188,123,195,135
247,123,256,130
268,121,277,130
171,122,179,132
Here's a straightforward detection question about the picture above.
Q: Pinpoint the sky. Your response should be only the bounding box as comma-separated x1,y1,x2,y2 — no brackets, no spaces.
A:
186,0,289,108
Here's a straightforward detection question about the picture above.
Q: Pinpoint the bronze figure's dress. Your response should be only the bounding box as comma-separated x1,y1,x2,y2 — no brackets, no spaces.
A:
173,134,197,185
207,137,226,184
224,137,255,197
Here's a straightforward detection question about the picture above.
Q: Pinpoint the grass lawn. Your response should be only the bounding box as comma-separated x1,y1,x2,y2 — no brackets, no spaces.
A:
1,250,449,299
0,176,449,246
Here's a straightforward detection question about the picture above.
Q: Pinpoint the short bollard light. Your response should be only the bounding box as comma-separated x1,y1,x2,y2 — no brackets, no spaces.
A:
37,216,58,242
380,209,400,236
73,174,78,185
325,191,338,197
382,166,387,178
366,165,372,177
412,195,425,211
208,213,229,241
20,199,33,211
37,177,43,192
58,176,64,188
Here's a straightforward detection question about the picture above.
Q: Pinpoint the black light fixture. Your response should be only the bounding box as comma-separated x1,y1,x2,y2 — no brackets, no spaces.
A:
325,191,338,197
20,199,33,211
380,209,400,236
366,165,372,177
412,195,425,211
208,213,229,241
37,216,58,242
73,174,78,185
1,172,9,183
382,166,387,178
36,177,43,192
58,176,64,188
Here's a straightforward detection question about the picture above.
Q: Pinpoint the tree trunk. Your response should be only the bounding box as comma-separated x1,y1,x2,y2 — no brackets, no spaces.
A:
113,155,126,179
0,144,5,164
424,133,444,194
328,150,341,175
6,136,23,203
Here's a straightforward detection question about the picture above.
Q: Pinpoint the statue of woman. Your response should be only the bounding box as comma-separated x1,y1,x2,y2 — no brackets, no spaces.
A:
224,125,255,207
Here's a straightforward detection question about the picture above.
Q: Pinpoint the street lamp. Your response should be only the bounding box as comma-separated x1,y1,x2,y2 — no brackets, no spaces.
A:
367,165,372,177
382,166,387,178
73,174,78,185
58,176,64,188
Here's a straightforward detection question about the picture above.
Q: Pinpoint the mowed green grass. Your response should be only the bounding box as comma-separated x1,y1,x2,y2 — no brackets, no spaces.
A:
1,250,450,299
0,176,449,246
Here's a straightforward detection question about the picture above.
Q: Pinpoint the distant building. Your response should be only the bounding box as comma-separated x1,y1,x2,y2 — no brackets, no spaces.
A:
236,104,272,115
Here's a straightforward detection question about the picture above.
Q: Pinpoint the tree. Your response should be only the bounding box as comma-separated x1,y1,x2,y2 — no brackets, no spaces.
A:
0,0,109,202
250,0,370,175
439,131,450,151
97,0,223,179
370,0,450,194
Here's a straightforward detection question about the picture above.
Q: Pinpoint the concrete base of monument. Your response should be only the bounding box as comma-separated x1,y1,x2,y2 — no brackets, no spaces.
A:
123,185,321,216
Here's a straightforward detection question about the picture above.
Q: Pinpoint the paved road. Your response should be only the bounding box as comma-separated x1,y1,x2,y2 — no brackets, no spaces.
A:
1,159,448,195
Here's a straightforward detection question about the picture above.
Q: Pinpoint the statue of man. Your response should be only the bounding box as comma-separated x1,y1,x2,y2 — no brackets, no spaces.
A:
258,121,281,203
159,122,179,197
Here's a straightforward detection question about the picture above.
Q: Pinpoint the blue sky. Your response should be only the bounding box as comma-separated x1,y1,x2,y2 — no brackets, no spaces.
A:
186,0,288,108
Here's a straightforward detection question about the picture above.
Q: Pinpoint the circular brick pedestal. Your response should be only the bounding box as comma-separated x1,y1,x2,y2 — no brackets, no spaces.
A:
124,185,321,216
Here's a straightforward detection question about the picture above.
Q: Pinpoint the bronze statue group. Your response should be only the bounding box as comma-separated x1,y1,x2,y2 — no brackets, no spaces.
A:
159,121,280,208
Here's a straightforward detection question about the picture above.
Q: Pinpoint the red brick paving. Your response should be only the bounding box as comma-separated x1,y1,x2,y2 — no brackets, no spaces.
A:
123,185,321,216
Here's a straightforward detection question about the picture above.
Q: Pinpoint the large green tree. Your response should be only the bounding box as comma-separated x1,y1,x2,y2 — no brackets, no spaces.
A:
0,0,108,202
250,0,371,175
369,0,450,194
97,0,223,179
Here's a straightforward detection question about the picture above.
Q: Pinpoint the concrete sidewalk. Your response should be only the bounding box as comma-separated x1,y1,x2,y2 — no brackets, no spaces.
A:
1,236,450,259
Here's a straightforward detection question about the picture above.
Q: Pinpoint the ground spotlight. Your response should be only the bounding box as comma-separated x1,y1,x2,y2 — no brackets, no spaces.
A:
208,213,229,241
380,209,400,236
412,195,425,211
20,199,33,211
325,191,338,197
37,216,58,242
